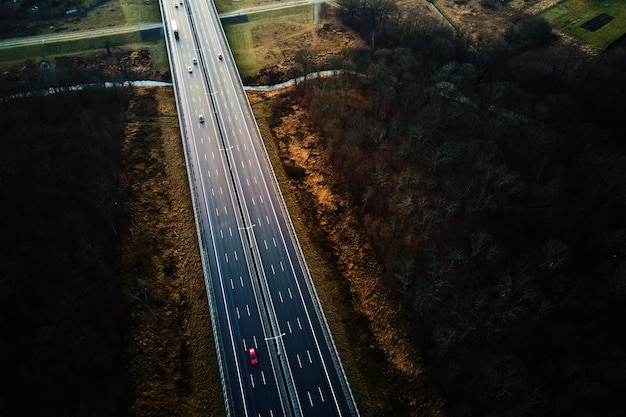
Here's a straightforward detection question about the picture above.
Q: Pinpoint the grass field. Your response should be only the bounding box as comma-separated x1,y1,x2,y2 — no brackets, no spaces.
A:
223,5,314,77
541,0,626,49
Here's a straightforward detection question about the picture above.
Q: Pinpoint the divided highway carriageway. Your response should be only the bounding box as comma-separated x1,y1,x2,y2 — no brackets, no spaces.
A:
158,1,360,416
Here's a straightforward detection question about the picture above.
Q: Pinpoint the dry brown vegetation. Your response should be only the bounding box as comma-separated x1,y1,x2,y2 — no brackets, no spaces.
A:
119,87,226,417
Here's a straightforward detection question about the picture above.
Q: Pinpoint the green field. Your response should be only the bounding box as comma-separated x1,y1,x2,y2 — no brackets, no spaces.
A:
541,0,626,49
223,5,313,77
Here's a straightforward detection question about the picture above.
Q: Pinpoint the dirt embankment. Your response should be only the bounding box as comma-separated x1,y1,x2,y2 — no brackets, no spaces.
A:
119,87,225,417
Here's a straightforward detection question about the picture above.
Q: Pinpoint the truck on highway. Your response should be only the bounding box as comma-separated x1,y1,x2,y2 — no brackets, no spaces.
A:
171,19,179,40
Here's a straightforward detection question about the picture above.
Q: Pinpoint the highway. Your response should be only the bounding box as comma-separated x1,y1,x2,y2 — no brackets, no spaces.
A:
159,1,359,416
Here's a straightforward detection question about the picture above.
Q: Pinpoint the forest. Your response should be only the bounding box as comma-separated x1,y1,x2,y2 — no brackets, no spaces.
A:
0,88,130,415
291,2,626,416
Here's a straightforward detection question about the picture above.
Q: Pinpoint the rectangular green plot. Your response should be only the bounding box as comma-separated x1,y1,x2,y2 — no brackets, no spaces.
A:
541,0,626,49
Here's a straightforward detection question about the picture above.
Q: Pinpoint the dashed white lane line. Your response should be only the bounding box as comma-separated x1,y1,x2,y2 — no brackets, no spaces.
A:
261,370,267,385
271,264,275,275
280,261,285,272
246,304,251,316
234,251,238,261
254,177,258,184
288,287,292,299
252,197,256,206
287,320,292,334
261,195,265,204
215,207,219,216
250,374,255,388
297,353,302,368
220,229,224,238
236,307,240,319
224,252,229,262
230,278,234,289
296,317,302,330
307,349,313,364
211,188,215,196
246,178,250,186
318,386,325,402
266,215,270,224
240,276,244,287
204,153,207,160
307,391,313,407
278,291,283,303
253,335,258,348
264,240,268,249
272,237,276,247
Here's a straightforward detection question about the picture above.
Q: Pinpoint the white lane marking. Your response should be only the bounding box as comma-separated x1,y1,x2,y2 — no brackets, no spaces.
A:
288,287,293,299
207,169,211,178
204,153,207,160
211,151,215,159
244,142,247,150
241,159,245,169
297,354,302,368
253,336,258,348
266,215,270,224
261,195,264,204
200,136,204,144
280,261,285,272
237,144,240,152
264,240,268,249
269,410,274,417
248,159,252,167
211,188,215,196
307,350,313,363
220,186,223,195
215,207,219,216
254,177,258,184
230,278,234,290
225,252,229,262
252,197,256,206
272,237,276,247
257,217,262,226
220,229,223,238
215,168,219,176
278,291,283,303
261,371,267,385
246,178,250,186
287,320,292,334
307,391,313,407
236,307,240,319
297,317,302,330
224,205,228,215
240,276,244,287
234,251,238,261
250,374,255,388
246,304,251,316
243,339,247,349
271,264,275,275
229,227,233,236
318,387,325,402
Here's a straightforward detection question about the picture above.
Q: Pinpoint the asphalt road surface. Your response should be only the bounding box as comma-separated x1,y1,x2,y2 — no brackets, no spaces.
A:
160,1,359,416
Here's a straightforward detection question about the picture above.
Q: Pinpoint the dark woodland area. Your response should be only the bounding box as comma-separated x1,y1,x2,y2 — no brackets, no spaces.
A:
291,3,626,417
0,89,130,416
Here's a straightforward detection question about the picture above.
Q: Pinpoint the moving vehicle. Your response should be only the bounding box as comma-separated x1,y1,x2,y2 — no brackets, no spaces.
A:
188,66,192,73
192,57,197,65
248,347,258,365
218,53,223,60
199,115,204,123
171,19,179,40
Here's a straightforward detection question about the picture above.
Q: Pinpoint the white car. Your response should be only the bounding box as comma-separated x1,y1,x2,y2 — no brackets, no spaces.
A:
188,66,192,73
192,57,197,65
199,115,204,123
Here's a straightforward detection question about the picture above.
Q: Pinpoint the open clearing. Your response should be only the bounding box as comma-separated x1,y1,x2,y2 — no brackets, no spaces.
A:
541,0,626,49
223,5,315,77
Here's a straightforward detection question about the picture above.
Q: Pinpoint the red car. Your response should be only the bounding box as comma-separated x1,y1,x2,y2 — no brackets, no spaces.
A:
218,53,223,60
248,347,258,365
